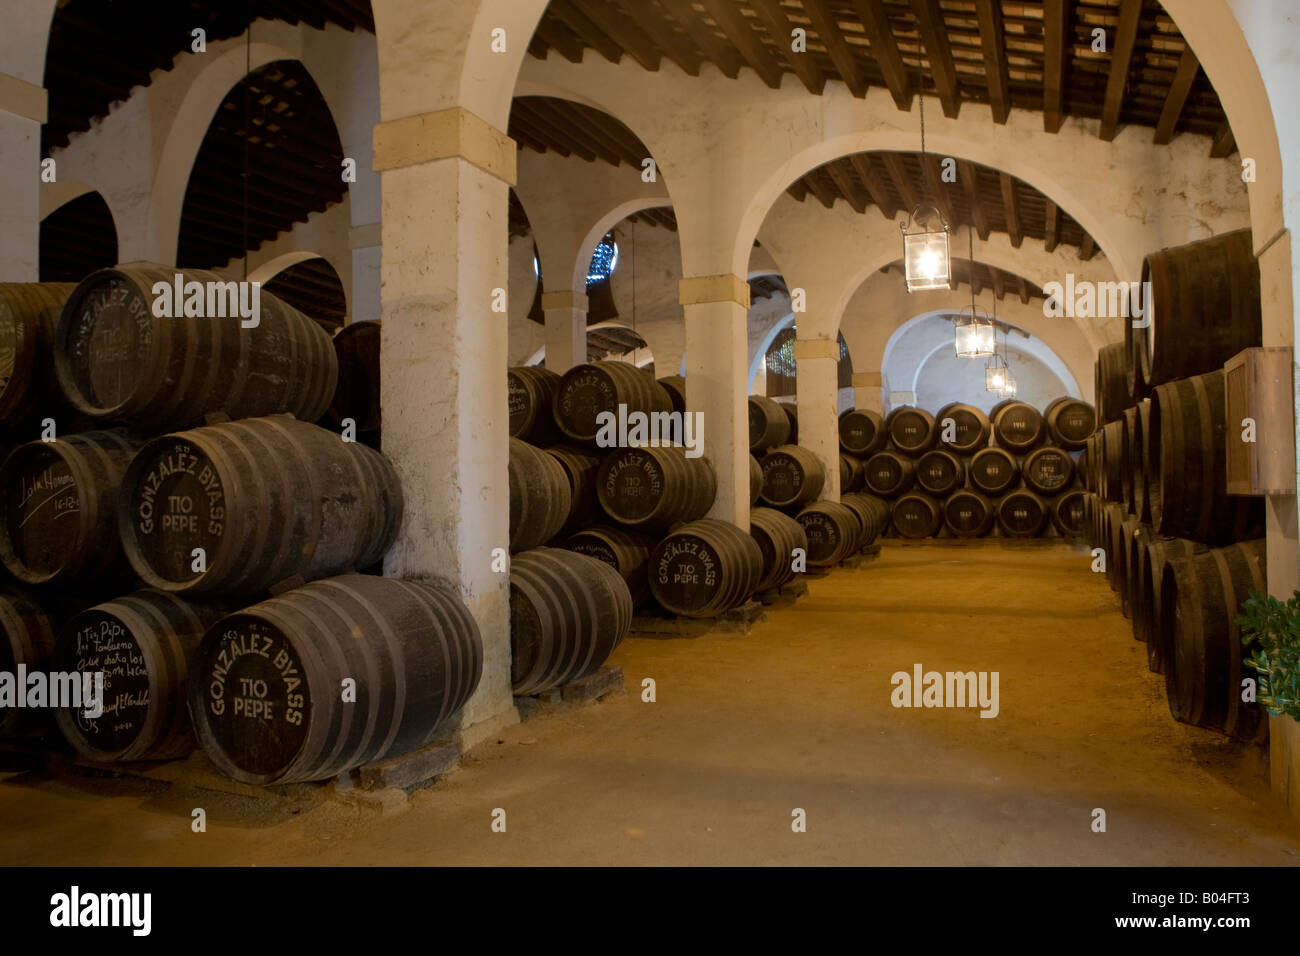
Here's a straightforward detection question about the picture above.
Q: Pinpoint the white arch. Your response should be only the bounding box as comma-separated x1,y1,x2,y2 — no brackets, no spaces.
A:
38,180,98,220
748,311,795,391
246,250,328,285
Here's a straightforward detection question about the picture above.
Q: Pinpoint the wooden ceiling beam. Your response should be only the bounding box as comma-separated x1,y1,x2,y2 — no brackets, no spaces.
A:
881,152,921,213
911,0,961,118
1099,0,1143,142
569,0,663,72
991,267,1005,301
974,0,1010,124
923,154,957,228
698,0,784,89
535,98,625,165
547,0,625,65
533,18,585,64
803,170,840,209
1210,120,1236,158
1042,0,1068,133
1153,46,1200,145
1018,276,1031,305
749,0,827,94
1079,233,1097,260
851,0,912,110
824,159,869,214
657,0,744,78
849,154,899,219
801,0,868,98
999,172,1022,248
613,0,703,76
958,161,989,241
1043,199,1060,253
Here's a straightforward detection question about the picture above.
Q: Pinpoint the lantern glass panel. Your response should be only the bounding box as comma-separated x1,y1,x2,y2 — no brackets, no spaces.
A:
903,231,951,291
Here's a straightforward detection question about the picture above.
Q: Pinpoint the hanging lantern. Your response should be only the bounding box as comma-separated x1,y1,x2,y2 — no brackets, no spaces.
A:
985,353,1008,392
954,308,995,358
900,205,951,292
1001,368,1018,397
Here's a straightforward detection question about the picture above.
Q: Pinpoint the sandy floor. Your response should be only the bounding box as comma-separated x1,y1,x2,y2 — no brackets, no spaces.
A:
3,539,1298,866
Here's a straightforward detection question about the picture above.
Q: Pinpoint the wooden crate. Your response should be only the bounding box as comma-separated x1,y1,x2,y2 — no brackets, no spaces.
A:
1224,347,1296,495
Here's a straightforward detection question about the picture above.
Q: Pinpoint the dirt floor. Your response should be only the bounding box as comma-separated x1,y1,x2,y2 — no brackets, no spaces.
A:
3,539,1299,866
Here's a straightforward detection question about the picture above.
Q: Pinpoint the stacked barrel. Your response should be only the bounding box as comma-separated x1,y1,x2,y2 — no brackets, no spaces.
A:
838,396,1093,541
0,266,482,786
1080,229,1268,741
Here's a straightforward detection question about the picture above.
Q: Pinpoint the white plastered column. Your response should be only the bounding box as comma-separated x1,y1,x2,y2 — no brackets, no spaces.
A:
372,0,547,748
793,337,842,500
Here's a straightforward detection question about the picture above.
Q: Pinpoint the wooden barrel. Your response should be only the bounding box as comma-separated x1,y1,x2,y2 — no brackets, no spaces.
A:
1119,407,1139,513
1094,342,1129,425
0,429,144,587
759,445,826,509
943,489,994,537
781,403,799,444
864,450,915,498
552,361,672,444
53,590,229,762
0,588,59,736
915,449,965,496
1051,488,1087,537
508,366,563,445
1099,420,1124,503
840,492,890,550
992,401,1045,451
886,407,936,456
0,282,77,424
1123,521,1154,629
54,265,336,430
562,525,655,607
510,547,631,693
1129,399,1152,522
648,519,762,618
968,447,1019,496
597,445,715,530
544,444,601,535
189,574,482,784
1021,445,1075,497
1116,516,1143,616
1138,536,1196,673
509,438,571,551
839,454,865,493
749,454,763,505
1099,502,1127,591
657,375,687,415
838,408,886,457
996,489,1049,537
891,492,942,538
935,402,991,455
749,506,808,591
1149,370,1263,545
328,320,381,436
119,416,403,595
1160,539,1266,739
1043,397,1095,450
796,501,862,567
1139,230,1262,388
748,395,791,453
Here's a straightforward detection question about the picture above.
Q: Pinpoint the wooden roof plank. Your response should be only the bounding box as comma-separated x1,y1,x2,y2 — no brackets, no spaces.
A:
1099,0,1143,141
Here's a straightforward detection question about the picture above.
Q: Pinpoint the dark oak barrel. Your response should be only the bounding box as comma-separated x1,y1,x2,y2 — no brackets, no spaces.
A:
1050,488,1086,537
189,574,482,785
839,453,865,493
840,492,890,549
968,447,1019,496
53,590,229,762
648,519,763,618
0,429,143,587
1042,397,1096,450
760,445,826,509
1160,539,1266,739
838,408,886,457
915,449,965,496
0,588,60,736
891,492,942,539
552,361,672,444
119,416,403,595
510,548,631,693
996,489,1049,537
509,438,572,551
1138,536,1196,673
1021,445,1074,497
864,450,916,498
1139,230,1262,388
1099,420,1124,503
562,525,655,607
886,406,936,456
1130,399,1152,522
935,402,991,455
749,454,763,505
991,401,1045,452
657,375,687,415
943,489,994,537
748,395,791,453
749,506,808,591
328,320,381,436
1123,521,1154,630
544,444,602,535
1094,342,1129,425
1148,370,1263,545
1119,407,1139,513
1117,516,1142,616
596,445,715,530
781,403,799,444
508,366,563,445
54,265,336,430
1099,502,1127,591
796,501,862,567
0,282,77,424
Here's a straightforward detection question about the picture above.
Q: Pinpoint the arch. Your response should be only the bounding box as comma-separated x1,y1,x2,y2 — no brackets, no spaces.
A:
246,251,327,286
569,199,671,292
39,190,118,282
38,180,98,220
749,311,795,391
